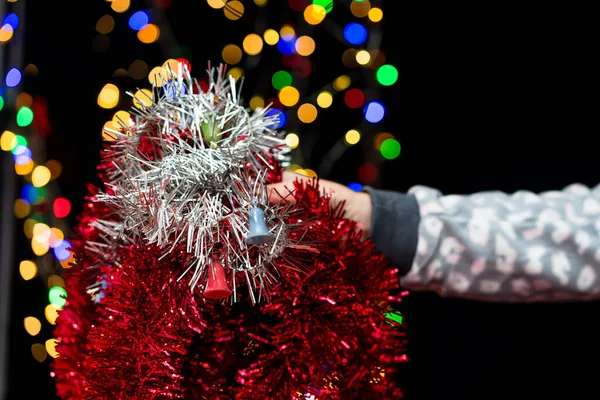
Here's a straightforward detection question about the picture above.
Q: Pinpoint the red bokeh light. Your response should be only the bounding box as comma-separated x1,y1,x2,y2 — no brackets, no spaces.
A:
344,89,364,109
358,163,378,184
53,198,72,219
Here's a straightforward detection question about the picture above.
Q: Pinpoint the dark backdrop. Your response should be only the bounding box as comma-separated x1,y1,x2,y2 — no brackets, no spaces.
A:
6,1,598,399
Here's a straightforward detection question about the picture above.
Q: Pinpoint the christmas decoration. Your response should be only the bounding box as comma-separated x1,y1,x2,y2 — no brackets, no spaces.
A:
52,63,407,399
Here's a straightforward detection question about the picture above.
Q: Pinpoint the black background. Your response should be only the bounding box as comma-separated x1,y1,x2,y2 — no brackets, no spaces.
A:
5,1,599,399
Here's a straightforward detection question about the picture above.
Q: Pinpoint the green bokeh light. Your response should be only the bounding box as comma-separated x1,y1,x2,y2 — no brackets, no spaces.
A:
376,64,399,86
49,286,67,309
10,135,28,152
16,106,34,127
272,71,292,91
385,311,403,325
0,96,4,111
380,138,401,159
313,0,333,13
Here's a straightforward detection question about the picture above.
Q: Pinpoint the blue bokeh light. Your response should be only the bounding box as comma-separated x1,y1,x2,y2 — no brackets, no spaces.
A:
277,36,297,55
129,11,150,31
6,67,22,87
53,239,73,262
13,145,32,165
347,183,364,192
21,184,37,204
163,82,186,100
363,101,386,123
343,23,367,45
3,13,19,29
266,108,286,129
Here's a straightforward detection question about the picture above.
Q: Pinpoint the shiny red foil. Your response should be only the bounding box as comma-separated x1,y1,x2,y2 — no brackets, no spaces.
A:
53,179,406,399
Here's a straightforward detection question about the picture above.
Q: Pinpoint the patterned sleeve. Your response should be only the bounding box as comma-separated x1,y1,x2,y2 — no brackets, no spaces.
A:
402,183,600,302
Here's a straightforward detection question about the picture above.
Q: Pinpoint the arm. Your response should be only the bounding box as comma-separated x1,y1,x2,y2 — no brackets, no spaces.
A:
365,183,600,302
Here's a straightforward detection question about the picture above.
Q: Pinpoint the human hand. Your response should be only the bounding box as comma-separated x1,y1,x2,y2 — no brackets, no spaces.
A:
266,171,373,235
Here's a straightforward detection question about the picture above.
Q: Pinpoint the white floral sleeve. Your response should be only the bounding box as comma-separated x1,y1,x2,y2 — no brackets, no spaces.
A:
403,183,600,301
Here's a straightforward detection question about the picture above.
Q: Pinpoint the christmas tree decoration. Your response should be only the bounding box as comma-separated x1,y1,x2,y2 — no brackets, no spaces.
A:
52,62,407,399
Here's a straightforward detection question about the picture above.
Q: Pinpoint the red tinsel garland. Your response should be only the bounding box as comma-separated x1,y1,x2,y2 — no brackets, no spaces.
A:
53,179,407,399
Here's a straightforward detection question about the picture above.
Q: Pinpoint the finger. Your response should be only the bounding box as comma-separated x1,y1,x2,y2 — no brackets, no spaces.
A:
281,170,307,183
266,182,297,204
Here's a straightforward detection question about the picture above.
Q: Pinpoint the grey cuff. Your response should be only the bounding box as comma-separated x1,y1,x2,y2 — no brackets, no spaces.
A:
362,187,421,277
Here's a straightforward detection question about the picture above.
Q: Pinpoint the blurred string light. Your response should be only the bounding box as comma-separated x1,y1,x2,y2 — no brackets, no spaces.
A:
272,70,292,90
350,0,371,18
316,91,333,108
6,67,22,87
222,44,243,64
344,23,367,45
223,1,244,20
304,4,327,25
243,34,263,55
380,138,401,159
295,36,315,56
348,183,364,192
3,12,19,29
285,133,300,149
97,83,120,109
312,0,333,13
297,103,317,123
96,15,115,34
345,129,361,145
129,10,150,31
111,0,131,13
363,101,385,123
138,23,160,43
254,0,268,7
355,49,370,65
0,24,14,43
368,7,383,22
264,29,279,45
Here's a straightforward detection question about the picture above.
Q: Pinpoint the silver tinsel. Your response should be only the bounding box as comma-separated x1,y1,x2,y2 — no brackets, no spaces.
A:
87,63,313,303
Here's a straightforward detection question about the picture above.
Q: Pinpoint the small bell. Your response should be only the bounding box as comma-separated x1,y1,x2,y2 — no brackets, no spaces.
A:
246,204,274,245
203,258,232,299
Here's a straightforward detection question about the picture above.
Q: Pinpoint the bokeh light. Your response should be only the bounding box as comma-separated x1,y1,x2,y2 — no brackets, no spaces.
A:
97,83,120,109
272,70,293,90
48,275,65,289
249,95,264,110
288,0,305,11
15,160,33,176
254,0,268,6
24,218,37,239
113,110,134,128
358,162,378,183
162,58,181,76
367,49,386,69
111,0,131,13
316,91,333,108
138,24,160,43
380,138,401,159
295,36,316,56
16,92,33,109
227,67,244,81
296,169,317,178
92,34,110,53
355,50,371,65
344,88,364,108
46,159,63,180
265,109,286,129
0,24,13,43
376,64,399,86
31,166,51,187
344,23,367,45
53,198,72,219
102,121,119,141
129,11,150,31
224,1,244,20
279,86,300,107
243,33,263,55
31,343,47,363
313,0,333,13
176,57,192,72
23,63,38,76
96,15,115,34
333,75,351,91
129,59,149,80
148,66,166,87
49,286,67,309
285,133,300,149
46,339,59,359
6,67,22,87
207,0,226,8
133,89,153,109
345,129,361,145
16,106,34,127
19,260,37,281
48,228,65,248
297,104,318,123
222,44,243,65
45,305,59,325
304,5,327,25
368,7,383,22
363,101,385,123
350,0,371,17
14,198,30,219
342,49,359,68
0,96,3,111
24,317,41,336
374,132,395,150
264,29,279,45
3,13,18,29
348,183,364,192
277,36,296,55
280,25,295,40
0,130,15,151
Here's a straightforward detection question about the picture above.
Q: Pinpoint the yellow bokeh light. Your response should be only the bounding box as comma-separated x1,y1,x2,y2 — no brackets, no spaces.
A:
96,14,115,34
24,218,37,239
254,0,268,6
304,5,327,25
24,317,42,336
296,168,317,178
48,274,65,289
15,159,34,176
249,95,264,110
285,133,300,149
356,50,371,65
49,227,65,248
46,160,62,180
113,110,134,128
278,86,300,107
33,222,50,238
222,44,243,65
350,0,371,17
333,75,351,91
243,34,263,56
60,252,76,269
280,25,295,40
207,0,227,9
31,166,51,188
1,130,16,151
97,83,120,109
342,48,358,68
345,129,361,145
111,0,130,13
16,92,33,109
46,339,60,359
19,260,37,281
14,198,31,219
227,67,244,81
264,29,279,45
31,343,47,363
316,91,333,108
374,132,395,150
368,7,383,22
148,66,167,87
286,164,302,172
45,305,59,325
224,1,244,20
138,24,160,44
162,58,181,77
297,104,318,123
133,89,153,109
32,239,50,256
102,121,119,141
129,59,149,80
295,36,316,56
0,24,13,42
